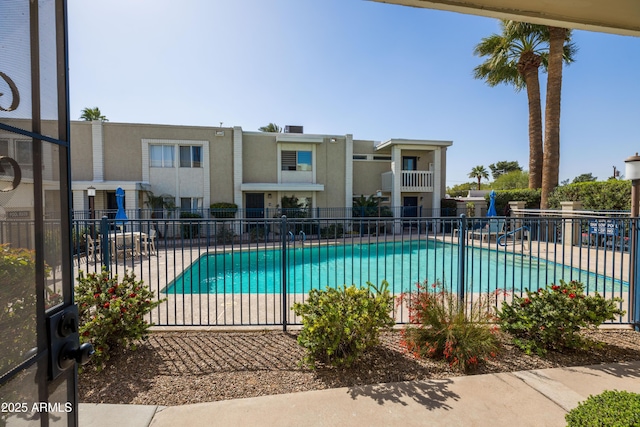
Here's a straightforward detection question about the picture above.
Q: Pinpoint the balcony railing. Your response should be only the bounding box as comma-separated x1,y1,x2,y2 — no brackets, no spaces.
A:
381,170,433,192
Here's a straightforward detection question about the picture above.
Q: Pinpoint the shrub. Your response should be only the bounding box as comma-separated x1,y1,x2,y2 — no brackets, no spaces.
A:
497,280,624,356
398,281,502,373
210,202,238,219
320,223,344,239
292,281,395,368
484,188,541,214
0,245,38,374
548,180,631,210
76,268,164,370
180,212,202,238
215,223,236,244
566,390,640,426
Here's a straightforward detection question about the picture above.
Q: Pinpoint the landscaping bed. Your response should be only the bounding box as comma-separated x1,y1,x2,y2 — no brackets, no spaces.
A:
79,328,640,406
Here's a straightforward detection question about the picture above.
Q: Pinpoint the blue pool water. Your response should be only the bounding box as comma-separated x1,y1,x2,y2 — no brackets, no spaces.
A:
163,240,627,295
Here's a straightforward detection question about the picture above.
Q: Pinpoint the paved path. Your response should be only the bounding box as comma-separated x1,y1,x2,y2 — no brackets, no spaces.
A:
79,360,640,427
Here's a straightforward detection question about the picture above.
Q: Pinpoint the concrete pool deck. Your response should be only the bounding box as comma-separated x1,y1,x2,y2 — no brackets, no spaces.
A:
78,360,640,427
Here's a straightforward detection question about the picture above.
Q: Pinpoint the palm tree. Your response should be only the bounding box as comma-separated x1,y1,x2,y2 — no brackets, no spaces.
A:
468,166,489,190
80,107,108,121
473,21,547,189
540,27,575,209
258,123,282,133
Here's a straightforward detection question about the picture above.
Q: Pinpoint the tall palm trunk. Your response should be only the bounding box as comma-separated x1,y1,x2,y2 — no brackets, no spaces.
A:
518,51,543,189
541,27,567,209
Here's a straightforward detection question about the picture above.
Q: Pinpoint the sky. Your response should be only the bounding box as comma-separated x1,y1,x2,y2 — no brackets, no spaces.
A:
67,0,640,188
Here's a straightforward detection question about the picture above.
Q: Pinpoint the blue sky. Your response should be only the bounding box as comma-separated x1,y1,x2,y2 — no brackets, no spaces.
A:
67,0,640,188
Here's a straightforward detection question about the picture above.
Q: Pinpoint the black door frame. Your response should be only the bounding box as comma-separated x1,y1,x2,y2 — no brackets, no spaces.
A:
0,1,82,426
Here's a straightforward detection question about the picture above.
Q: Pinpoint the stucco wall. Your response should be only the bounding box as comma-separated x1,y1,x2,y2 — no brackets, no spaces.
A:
243,133,277,183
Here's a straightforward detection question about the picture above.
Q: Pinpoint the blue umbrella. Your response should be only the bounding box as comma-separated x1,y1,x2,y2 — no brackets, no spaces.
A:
114,187,128,226
487,190,497,217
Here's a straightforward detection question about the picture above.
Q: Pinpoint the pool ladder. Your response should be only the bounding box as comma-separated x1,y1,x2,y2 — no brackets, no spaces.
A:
497,225,530,254
288,231,306,243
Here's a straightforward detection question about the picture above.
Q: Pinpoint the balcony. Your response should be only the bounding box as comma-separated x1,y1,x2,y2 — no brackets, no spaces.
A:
381,170,433,192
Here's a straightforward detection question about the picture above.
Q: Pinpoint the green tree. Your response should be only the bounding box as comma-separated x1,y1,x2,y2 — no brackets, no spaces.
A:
468,166,489,190
473,21,576,194
474,21,547,189
80,107,108,121
446,182,475,198
492,170,529,190
488,160,522,180
258,123,282,132
541,26,577,209
572,173,597,183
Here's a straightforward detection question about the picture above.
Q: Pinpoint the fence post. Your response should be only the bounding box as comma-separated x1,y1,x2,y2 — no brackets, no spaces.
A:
457,214,466,309
633,218,640,332
281,215,288,331
100,216,110,272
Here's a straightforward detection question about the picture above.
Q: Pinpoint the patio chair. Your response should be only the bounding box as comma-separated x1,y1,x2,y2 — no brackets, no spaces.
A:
468,219,506,242
84,234,101,262
140,228,157,256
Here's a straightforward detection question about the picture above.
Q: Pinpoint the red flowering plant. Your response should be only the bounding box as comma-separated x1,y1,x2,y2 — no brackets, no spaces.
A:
497,279,625,356
397,280,502,373
75,268,164,370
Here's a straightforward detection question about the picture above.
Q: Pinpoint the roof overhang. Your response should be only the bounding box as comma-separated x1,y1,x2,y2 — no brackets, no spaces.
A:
375,138,453,151
369,0,640,36
240,183,325,192
72,181,147,192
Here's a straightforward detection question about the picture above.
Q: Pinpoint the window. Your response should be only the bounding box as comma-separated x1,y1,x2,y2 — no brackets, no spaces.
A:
0,139,33,178
180,197,202,212
372,155,391,161
352,154,367,160
281,150,312,171
150,145,174,167
179,145,202,168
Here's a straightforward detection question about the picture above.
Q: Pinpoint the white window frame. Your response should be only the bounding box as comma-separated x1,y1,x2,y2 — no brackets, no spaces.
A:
179,145,202,168
150,144,175,168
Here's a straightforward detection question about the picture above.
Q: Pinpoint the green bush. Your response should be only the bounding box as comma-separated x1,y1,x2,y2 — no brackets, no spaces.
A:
292,281,395,368
76,269,164,370
548,180,631,210
484,188,541,214
180,212,202,238
215,224,236,244
0,245,38,374
320,223,344,239
398,281,501,373
441,198,458,216
210,202,238,219
566,390,640,426
497,280,624,356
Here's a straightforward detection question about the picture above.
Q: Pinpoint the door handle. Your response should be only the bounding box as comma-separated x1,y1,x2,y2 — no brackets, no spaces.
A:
47,305,94,380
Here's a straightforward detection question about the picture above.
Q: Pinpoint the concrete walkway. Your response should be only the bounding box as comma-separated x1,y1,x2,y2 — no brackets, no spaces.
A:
79,360,640,427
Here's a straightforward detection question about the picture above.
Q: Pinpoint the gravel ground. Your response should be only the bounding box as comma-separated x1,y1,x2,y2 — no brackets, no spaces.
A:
78,328,640,406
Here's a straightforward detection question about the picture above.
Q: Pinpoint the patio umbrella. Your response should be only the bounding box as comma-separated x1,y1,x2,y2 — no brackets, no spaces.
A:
114,187,128,226
487,190,497,217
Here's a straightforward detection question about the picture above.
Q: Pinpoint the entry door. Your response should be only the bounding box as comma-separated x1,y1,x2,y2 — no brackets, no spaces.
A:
246,193,265,218
1,1,85,426
403,196,419,217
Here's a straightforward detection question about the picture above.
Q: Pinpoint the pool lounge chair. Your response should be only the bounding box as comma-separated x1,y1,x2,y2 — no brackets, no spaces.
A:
468,219,506,242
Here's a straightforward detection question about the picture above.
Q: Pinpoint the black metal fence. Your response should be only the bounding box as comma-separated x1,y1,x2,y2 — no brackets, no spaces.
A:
69,214,637,329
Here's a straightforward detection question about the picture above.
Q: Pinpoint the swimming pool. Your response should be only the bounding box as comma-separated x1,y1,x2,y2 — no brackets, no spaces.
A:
163,240,627,295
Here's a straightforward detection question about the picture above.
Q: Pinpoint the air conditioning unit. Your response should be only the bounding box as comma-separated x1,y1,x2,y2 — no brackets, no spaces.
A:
284,125,303,134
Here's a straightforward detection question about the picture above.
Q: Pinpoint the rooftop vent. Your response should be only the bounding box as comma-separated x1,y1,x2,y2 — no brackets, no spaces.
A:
284,125,303,134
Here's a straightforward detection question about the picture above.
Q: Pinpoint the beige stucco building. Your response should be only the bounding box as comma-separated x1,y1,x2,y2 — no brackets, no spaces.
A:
61,120,451,219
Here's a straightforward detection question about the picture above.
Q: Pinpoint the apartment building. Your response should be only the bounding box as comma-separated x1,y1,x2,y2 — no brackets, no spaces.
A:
62,120,452,219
